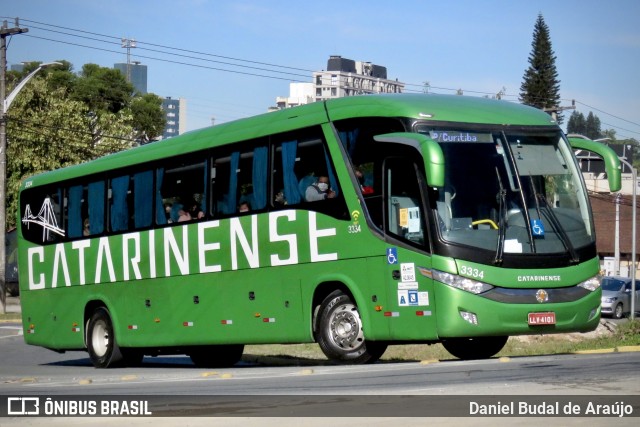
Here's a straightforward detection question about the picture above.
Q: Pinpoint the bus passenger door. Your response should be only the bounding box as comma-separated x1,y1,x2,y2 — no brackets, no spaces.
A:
382,156,438,340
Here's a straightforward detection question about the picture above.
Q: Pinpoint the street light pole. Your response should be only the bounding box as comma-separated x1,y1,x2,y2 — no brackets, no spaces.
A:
0,19,28,314
0,56,59,314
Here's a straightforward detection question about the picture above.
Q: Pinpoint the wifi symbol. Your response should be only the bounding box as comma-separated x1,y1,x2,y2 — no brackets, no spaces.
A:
351,210,361,222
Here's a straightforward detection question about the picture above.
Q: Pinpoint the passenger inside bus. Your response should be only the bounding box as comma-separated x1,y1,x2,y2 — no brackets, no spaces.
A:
238,201,250,212
305,176,336,201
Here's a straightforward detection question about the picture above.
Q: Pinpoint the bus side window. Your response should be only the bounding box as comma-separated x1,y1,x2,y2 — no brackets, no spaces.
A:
159,157,207,223
273,131,342,209
133,170,154,229
87,181,105,236
211,143,269,216
109,175,131,232
235,145,268,214
67,185,84,238
384,157,427,247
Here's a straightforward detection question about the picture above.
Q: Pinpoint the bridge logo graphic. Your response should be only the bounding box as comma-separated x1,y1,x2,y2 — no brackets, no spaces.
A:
22,198,66,242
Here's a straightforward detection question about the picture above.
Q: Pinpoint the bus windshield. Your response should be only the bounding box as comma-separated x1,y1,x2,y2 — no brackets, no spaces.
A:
417,126,594,257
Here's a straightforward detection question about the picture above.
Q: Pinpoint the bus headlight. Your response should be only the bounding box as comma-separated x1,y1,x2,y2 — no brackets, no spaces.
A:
577,275,601,292
433,270,494,294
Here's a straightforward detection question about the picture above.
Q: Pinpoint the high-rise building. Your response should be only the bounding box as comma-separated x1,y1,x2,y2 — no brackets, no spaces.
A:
314,55,404,101
161,97,187,139
272,55,404,110
114,61,148,94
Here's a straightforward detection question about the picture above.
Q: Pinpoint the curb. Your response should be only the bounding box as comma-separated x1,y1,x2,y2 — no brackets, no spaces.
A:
572,345,640,355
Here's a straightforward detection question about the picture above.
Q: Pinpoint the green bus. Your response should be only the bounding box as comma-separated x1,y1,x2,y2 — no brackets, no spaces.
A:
17,94,621,368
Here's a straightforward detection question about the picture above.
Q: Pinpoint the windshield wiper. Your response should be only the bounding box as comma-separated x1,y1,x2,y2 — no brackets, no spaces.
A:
528,177,580,264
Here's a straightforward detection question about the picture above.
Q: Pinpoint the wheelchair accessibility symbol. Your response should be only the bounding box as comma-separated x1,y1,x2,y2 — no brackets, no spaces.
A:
387,248,398,264
531,219,545,237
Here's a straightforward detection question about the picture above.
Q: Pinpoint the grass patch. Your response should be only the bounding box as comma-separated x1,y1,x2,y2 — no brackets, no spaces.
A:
243,320,640,365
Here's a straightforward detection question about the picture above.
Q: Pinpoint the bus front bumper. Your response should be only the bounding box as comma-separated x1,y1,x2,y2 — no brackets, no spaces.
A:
434,281,601,338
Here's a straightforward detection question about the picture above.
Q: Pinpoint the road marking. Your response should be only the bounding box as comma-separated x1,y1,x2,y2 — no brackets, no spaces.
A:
0,325,23,338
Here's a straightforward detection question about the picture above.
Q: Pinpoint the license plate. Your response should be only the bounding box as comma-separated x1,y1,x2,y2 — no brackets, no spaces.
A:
528,312,556,325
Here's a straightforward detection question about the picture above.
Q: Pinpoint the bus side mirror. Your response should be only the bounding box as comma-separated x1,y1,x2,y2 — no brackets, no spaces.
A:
374,132,445,187
568,135,622,192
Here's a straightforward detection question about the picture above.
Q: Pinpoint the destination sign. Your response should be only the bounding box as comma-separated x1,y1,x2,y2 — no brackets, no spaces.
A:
429,131,494,143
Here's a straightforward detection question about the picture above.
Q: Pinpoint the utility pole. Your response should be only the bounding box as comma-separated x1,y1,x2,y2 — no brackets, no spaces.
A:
0,18,28,313
544,100,576,122
615,193,621,275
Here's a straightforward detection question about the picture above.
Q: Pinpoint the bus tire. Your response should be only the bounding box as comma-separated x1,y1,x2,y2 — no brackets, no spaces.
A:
315,290,387,364
189,345,244,368
86,308,123,368
441,336,508,360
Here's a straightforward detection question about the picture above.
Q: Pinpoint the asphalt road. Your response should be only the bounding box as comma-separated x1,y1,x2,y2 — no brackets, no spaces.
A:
1,295,639,426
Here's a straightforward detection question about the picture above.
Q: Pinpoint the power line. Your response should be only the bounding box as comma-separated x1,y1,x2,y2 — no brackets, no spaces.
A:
24,23,313,79
7,16,640,135
14,18,315,74
576,101,640,129
9,116,138,143
24,34,309,83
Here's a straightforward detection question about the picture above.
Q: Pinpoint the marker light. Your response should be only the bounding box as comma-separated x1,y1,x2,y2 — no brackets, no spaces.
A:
433,270,494,294
459,311,479,325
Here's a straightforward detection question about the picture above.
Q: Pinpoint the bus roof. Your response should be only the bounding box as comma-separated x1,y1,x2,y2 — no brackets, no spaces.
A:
21,94,557,188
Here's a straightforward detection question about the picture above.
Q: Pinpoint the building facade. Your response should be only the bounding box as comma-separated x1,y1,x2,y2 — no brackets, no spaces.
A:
272,83,315,111
114,61,148,94
161,97,187,139
272,56,405,110
313,55,404,101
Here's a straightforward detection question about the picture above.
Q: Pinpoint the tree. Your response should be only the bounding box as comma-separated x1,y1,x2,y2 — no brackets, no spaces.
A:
130,93,166,143
585,112,602,140
567,111,604,140
5,61,167,229
4,64,153,229
519,14,563,123
567,111,586,135
601,128,617,142
72,63,134,114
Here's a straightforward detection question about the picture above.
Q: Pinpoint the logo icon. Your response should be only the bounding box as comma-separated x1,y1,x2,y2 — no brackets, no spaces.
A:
351,210,361,223
7,397,40,415
535,289,549,303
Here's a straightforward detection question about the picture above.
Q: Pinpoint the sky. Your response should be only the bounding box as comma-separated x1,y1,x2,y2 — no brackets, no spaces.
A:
2,0,639,139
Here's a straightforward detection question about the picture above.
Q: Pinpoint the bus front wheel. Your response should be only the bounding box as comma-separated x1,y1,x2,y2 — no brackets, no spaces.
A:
315,290,387,364
441,336,508,360
86,308,123,368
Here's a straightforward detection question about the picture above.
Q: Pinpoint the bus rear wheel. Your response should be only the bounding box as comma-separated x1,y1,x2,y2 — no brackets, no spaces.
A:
441,336,508,360
86,308,123,368
315,290,387,364
189,345,244,368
